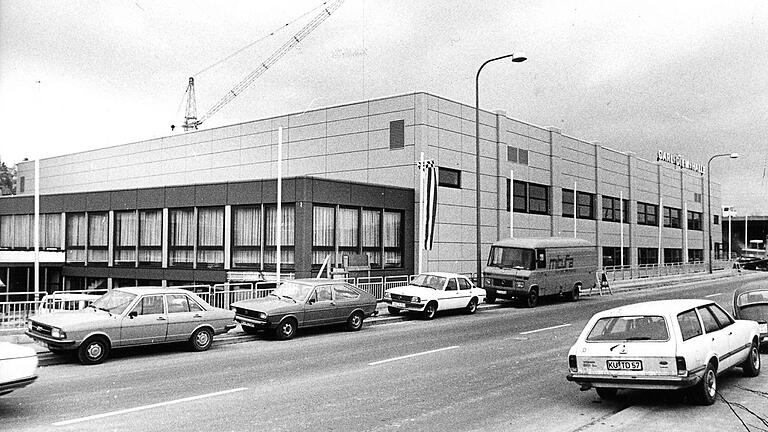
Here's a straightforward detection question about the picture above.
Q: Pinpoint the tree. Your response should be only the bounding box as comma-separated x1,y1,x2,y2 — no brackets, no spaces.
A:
0,162,16,195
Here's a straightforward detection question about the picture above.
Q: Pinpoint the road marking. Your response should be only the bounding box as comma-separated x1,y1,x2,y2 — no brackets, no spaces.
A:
705,293,722,298
520,323,571,335
368,346,459,366
52,387,248,426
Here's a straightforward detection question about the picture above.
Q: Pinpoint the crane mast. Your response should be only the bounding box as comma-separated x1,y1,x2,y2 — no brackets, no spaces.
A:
179,0,346,131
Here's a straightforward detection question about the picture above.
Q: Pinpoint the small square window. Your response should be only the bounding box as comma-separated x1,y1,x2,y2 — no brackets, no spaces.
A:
518,149,529,165
507,146,518,163
389,120,404,149
438,167,461,189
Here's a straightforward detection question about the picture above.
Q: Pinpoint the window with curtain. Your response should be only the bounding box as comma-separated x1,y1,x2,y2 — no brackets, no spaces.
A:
197,207,224,268
66,213,86,263
88,212,109,264
383,211,402,268
264,204,295,269
114,211,137,266
232,206,261,268
362,209,381,269
41,213,61,249
139,209,162,266
312,206,335,265
169,208,194,267
13,215,32,249
0,215,12,248
338,207,359,257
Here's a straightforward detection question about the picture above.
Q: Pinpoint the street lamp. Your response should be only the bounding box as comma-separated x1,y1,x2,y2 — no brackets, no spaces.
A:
475,52,527,284
706,152,738,273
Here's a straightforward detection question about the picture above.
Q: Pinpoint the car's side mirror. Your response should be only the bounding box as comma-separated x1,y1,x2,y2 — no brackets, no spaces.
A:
308,298,315,305
129,311,138,319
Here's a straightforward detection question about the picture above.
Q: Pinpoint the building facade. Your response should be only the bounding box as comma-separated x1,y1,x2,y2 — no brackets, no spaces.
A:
1,92,723,294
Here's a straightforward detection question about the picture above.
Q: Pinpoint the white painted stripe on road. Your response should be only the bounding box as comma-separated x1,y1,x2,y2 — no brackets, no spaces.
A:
368,346,459,366
705,293,722,298
520,323,571,335
52,387,248,426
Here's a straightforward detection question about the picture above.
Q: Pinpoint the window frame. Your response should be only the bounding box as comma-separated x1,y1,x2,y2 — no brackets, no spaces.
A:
437,167,461,189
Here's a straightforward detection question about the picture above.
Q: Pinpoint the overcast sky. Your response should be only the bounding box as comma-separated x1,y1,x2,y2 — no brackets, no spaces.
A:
1,0,766,214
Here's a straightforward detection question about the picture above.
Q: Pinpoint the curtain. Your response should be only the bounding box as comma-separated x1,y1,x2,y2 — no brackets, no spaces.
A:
42,214,61,249
233,206,261,266
383,211,402,267
170,209,194,265
66,213,87,262
0,215,13,248
361,210,380,267
139,210,162,263
88,213,109,262
197,207,224,265
114,211,137,263
265,205,294,264
338,208,358,248
313,206,334,247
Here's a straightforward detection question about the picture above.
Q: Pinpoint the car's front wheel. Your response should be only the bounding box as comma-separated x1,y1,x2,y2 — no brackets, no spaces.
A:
423,302,437,320
346,311,364,331
78,337,110,365
742,340,761,377
595,387,617,399
691,361,718,405
525,288,539,308
190,327,213,351
275,318,298,340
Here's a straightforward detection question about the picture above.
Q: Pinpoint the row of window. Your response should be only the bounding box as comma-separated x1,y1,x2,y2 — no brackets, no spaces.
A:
0,205,404,271
601,247,704,267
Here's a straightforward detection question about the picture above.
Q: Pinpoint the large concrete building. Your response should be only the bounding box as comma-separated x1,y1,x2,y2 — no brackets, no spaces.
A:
0,92,723,293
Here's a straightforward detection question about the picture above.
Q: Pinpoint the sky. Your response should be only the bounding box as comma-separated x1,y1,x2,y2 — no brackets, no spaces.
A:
1,0,766,214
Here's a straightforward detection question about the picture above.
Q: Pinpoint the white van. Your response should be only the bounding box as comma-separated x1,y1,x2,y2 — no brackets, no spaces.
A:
483,237,597,307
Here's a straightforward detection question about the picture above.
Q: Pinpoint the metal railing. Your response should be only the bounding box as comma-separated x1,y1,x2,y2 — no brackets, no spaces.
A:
602,260,733,282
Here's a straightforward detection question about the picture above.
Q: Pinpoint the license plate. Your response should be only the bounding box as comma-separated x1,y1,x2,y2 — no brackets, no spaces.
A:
392,302,405,308
497,290,507,295
760,323,768,334
607,360,643,371
241,321,255,328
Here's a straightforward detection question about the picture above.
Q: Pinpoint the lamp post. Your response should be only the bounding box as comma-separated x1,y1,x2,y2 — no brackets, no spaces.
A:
475,52,527,284
706,152,738,273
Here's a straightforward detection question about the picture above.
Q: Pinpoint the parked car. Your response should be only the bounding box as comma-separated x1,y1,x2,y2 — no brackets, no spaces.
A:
732,280,768,345
230,279,377,340
0,342,38,396
25,287,236,365
566,299,761,405
36,293,102,314
483,237,597,307
383,272,485,319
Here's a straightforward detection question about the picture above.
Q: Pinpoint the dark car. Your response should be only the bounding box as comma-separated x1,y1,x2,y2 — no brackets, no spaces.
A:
230,279,378,340
733,280,768,346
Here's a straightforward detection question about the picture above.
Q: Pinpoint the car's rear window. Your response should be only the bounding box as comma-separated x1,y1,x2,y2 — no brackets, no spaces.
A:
737,289,768,307
586,315,669,342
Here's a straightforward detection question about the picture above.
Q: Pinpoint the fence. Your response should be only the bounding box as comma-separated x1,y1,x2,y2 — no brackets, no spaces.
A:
602,260,732,282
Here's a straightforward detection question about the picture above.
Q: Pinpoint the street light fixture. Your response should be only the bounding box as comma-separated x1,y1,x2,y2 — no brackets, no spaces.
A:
475,52,527,284
706,152,738,273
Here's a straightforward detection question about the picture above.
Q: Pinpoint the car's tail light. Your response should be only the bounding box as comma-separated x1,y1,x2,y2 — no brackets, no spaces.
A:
569,355,578,372
676,356,687,376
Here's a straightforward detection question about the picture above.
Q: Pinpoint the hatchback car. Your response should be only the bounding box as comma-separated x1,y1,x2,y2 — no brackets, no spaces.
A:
566,299,761,405
732,280,768,345
383,272,486,319
0,342,38,396
230,279,377,340
25,287,236,365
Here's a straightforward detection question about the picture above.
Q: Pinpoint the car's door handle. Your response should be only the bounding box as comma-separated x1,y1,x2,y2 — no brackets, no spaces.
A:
157,316,166,321
193,314,203,318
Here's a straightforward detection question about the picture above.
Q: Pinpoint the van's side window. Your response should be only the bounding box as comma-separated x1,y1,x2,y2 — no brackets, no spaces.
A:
536,249,547,269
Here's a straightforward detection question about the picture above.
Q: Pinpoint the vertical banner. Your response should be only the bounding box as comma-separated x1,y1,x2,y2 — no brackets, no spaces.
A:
424,162,438,250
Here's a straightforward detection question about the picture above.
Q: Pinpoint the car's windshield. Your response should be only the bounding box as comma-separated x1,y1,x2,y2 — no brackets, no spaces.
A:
737,289,768,307
410,274,446,290
90,290,137,315
488,247,535,270
586,315,669,342
270,282,315,302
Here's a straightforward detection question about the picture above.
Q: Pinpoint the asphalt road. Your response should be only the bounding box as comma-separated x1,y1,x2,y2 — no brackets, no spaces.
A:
3,273,768,432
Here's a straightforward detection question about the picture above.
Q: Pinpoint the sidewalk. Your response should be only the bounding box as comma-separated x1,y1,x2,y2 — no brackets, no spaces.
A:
3,269,766,366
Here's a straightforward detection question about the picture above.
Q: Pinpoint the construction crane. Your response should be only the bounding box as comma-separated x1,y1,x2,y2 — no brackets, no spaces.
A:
172,0,346,132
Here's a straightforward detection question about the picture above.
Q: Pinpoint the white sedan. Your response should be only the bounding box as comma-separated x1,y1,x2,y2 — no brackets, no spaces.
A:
566,299,761,405
383,272,485,320
0,342,38,396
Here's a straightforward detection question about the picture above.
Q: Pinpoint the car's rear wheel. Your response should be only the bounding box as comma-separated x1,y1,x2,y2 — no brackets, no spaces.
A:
241,325,259,335
691,361,717,405
190,327,213,351
387,306,400,316
525,288,539,308
78,337,110,365
466,297,478,314
346,311,364,331
742,340,761,377
423,302,437,320
275,318,297,340
595,387,617,399
569,283,581,302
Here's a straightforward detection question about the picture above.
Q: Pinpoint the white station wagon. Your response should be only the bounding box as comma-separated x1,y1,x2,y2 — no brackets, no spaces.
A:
383,272,485,319
566,299,761,405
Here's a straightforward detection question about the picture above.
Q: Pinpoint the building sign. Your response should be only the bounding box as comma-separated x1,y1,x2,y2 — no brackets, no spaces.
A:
657,150,705,175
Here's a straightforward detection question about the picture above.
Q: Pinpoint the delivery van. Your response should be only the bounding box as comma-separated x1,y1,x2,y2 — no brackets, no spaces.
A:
482,237,597,307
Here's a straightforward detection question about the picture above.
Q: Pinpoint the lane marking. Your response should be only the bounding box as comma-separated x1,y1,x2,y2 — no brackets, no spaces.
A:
705,293,722,298
52,387,248,426
520,323,571,335
368,346,459,366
